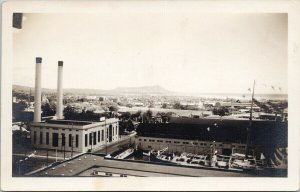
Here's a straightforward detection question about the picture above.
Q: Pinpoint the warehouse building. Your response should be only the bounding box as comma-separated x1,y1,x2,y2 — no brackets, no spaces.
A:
136,117,287,155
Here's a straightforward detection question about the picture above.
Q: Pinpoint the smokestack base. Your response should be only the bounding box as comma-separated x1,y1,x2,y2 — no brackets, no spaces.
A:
36,57,42,63
58,61,63,66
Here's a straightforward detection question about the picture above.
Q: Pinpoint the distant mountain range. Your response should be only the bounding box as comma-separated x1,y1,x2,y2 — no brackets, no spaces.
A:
12,84,287,99
12,84,172,96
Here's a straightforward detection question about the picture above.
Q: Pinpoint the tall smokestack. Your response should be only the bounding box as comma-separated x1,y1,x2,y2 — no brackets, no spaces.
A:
34,57,42,122
56,61,64,119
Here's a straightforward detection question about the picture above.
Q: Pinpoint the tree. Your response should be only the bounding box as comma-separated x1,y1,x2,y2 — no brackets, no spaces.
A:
12,101,28,122
63,105,77,120
162,103,167,109
131,110,142,121
142,109,153,123
109,105,119,112
121,112,131,121
212,106,229,116
173,102,182,109
41,102,56,117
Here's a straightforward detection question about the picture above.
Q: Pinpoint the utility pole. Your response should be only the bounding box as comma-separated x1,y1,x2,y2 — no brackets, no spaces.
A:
61,134,65,159
105,118,108,155
91,133,93,152
246,80,255,158
71,123,74,157
18,160,22,176
55,149,57,162
71,136,74,158
46,149,49,167
64,144,65,160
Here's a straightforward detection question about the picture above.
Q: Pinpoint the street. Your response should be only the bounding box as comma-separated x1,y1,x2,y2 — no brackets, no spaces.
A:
94,134,136,155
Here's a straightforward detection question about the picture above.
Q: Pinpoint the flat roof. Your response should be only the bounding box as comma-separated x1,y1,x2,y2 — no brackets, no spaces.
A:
46,120,93,126
169,117,278,124
31,118,119,129
32,154,256,177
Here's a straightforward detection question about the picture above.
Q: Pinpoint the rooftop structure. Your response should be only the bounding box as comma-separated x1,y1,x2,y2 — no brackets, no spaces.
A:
31,153,286,177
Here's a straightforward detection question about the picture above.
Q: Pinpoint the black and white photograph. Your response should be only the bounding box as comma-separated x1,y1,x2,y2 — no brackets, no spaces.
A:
1,0,300,191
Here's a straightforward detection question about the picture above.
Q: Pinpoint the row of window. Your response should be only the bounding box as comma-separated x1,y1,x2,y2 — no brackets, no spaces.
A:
84,124,118,147
33,131,79,148
139,139,244,148
84,130,105,147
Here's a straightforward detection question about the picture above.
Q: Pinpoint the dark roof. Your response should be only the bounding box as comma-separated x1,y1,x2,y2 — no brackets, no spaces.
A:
136,118,287,147
46,120,93,126
169,117,273,125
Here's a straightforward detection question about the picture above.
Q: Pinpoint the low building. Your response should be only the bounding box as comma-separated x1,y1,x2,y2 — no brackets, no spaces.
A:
30,118,119,153
136,117,287,156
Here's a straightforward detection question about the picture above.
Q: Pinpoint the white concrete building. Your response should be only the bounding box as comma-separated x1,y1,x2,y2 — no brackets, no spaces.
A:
31,118,119,153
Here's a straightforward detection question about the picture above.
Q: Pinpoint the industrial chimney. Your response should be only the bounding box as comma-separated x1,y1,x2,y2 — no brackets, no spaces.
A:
56,61,64,119
34,57,42,122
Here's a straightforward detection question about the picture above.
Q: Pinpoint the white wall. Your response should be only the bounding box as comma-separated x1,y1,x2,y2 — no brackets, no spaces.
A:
136,136,247,154
31,121,119,153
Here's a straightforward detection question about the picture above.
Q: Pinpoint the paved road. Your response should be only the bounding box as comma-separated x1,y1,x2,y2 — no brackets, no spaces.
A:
94,134,136,155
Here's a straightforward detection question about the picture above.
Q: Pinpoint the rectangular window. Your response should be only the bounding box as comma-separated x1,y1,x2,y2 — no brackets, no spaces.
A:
101,130,104,141
46,132,49,145
52,133,58,147
85,134,88,147
62,133,65,146
112,126,114,136
89,133,92,145
76,134,79,148
93,132,97,145
33,131,37,144
69,134,72,147
139,139,142,141
39,132,43,144
98,131,100,142
144,139,147,141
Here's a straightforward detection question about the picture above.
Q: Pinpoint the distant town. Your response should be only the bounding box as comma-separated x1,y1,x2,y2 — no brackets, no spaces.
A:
12,61,288,177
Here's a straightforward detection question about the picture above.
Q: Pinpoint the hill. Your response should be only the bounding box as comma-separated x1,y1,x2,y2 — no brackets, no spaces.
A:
12,84,172,96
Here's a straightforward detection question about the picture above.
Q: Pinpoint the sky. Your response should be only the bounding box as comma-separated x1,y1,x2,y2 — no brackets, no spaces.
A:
13,13,287,94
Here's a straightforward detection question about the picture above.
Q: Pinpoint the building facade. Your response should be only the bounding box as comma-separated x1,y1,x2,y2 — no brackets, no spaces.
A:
30,118,119,153
136,117,287,156
136,136,247,155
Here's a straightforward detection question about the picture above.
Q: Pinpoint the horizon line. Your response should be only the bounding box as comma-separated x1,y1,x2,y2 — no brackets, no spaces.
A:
12,84,288,95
